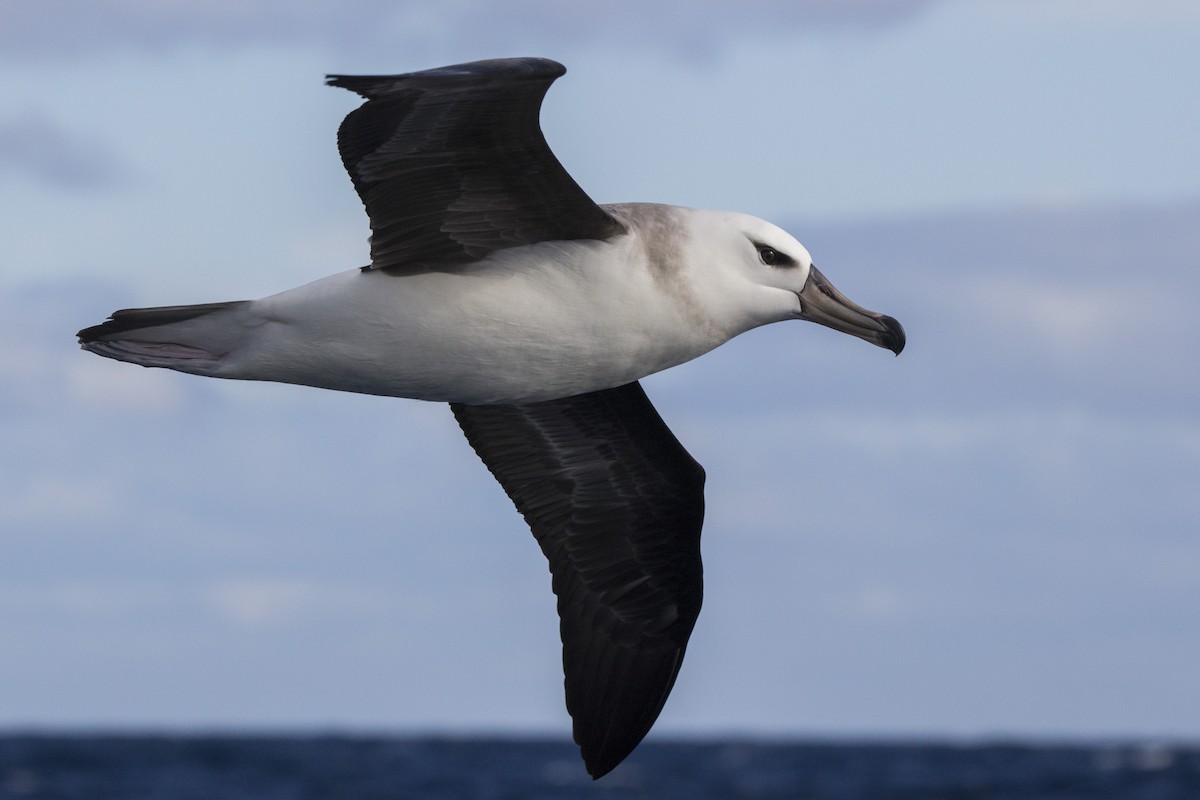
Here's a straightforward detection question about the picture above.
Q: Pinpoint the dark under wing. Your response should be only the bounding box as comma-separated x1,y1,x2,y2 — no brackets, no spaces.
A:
451,382,705,779
327,58,627,272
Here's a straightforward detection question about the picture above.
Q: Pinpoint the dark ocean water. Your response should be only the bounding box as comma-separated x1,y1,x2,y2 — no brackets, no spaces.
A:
2,735,1197,800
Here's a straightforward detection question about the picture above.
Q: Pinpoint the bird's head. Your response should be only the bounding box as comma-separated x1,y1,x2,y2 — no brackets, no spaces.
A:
703,211,905,355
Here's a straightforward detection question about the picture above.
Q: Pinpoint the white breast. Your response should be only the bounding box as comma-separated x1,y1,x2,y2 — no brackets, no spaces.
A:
223,232,730,404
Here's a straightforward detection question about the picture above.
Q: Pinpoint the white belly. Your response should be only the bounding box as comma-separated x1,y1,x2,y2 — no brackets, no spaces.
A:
224,241,725,404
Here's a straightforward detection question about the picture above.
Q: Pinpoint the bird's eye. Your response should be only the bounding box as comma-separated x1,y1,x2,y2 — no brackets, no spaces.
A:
756,243,795,267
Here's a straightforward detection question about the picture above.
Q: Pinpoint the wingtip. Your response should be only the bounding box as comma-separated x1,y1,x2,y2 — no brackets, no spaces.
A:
324,73,374,97
583,752,623,781
325,58,566,98
574,708,656,781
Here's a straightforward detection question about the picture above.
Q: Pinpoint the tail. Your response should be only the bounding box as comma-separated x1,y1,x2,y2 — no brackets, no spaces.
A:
77,300,250,372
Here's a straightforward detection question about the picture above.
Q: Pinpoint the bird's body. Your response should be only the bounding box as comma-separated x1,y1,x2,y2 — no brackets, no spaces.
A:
78,58,904,778
92,204,795,404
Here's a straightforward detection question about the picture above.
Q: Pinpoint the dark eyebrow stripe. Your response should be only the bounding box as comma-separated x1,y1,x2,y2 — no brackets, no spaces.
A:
752,241,798,267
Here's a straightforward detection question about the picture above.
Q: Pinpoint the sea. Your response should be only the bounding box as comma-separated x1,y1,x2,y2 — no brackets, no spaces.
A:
2,734,1197,799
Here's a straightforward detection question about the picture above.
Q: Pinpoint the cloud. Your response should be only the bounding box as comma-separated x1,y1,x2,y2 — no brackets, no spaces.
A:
0,0,937,61
455,0,937,55
0,114,129,190
66,356,189,413
1006,0,1200,22
206,578,317,626
0,280,184,413
958,278,1185,360
204,578,422,628
3,474,119,525
0,581,168,619
5,0,1191,64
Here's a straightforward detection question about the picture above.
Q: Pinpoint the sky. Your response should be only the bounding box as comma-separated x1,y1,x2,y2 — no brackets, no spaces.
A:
2,0,1199,744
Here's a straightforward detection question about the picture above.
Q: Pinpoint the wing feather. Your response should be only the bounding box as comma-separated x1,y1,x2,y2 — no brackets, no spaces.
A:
327,58,626,272
451,382,705,778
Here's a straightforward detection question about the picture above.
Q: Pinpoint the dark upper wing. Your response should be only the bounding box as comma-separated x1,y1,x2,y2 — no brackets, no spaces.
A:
451,382,705,779
326,58,627,272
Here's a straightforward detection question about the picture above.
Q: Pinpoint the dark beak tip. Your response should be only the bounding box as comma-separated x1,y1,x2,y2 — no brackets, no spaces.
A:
879,315,906,356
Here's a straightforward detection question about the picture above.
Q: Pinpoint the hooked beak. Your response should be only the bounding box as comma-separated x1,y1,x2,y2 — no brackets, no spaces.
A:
796,265,905,355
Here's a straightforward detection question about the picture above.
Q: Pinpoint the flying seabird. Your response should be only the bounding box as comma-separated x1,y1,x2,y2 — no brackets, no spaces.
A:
77,57,905,779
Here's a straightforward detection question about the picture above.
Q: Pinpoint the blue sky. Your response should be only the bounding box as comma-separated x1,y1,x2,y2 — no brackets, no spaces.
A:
2,0,1198,740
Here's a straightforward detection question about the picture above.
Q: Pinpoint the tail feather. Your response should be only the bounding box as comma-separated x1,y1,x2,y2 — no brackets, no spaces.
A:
77,300,250,373
77,301,247,344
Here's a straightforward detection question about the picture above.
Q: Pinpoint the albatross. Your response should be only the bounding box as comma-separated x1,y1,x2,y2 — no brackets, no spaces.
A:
77,57,905,779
